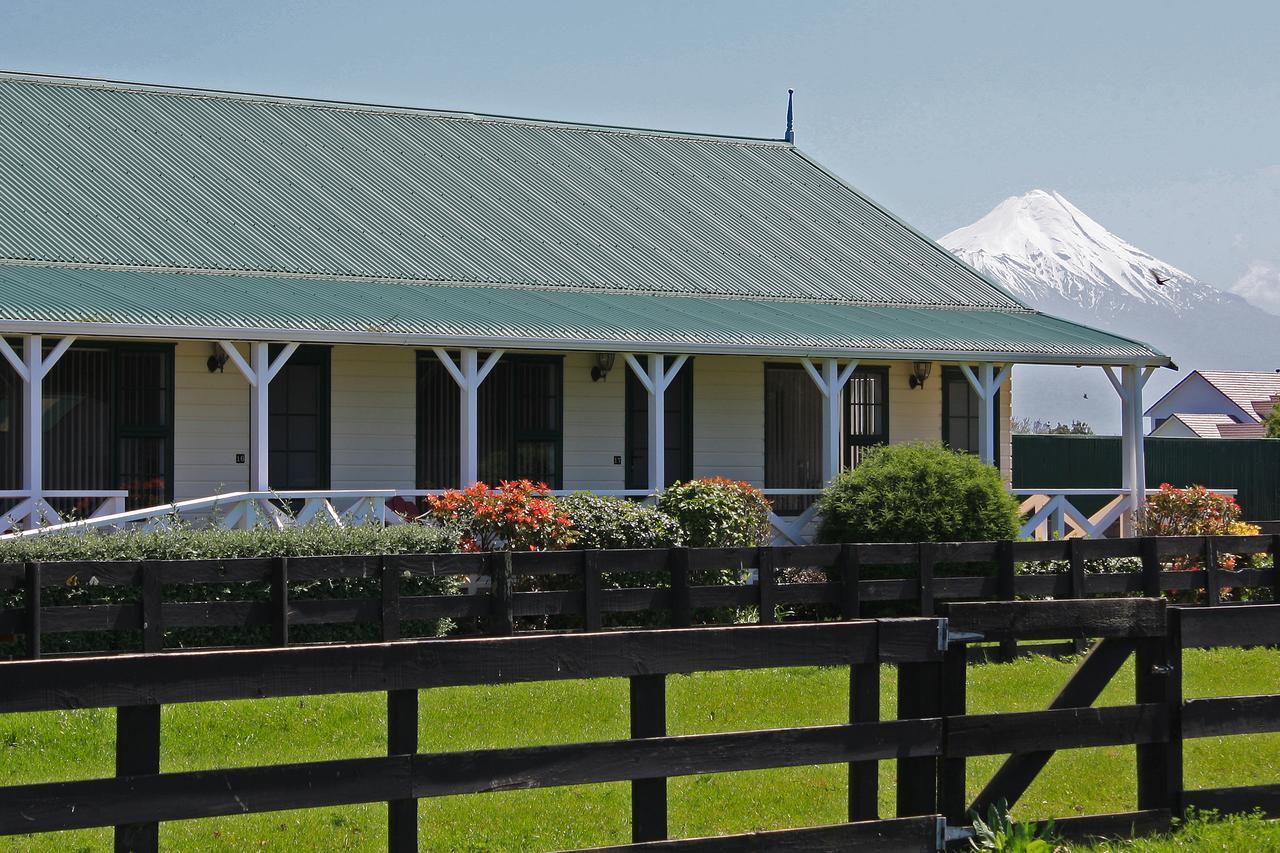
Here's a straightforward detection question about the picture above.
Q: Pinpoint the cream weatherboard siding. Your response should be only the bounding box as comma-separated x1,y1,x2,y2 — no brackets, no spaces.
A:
171,345,1015,500
330,346,416,490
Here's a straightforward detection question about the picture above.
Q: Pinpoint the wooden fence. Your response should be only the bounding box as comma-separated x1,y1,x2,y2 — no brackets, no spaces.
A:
2,534,1278,659
1,597,1277,850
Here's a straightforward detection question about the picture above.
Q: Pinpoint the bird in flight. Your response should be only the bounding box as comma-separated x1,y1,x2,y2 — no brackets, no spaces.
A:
1150,270,1170,286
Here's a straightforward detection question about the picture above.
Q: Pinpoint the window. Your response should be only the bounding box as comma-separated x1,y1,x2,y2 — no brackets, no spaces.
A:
6,342,175,512
268,345,331,490
942,366,999,455
845,366,889,468
765,364,889,513
416,353,563,488
625,356,693,489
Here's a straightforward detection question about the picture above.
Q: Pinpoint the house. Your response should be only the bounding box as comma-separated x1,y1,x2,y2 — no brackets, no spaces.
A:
1147,371,1280,438
0,72,1168,540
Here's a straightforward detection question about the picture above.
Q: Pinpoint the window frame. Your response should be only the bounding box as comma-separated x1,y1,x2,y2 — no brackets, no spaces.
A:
842,364,890,467
268,344,331,491
624,355,694,490
941,365,1000,456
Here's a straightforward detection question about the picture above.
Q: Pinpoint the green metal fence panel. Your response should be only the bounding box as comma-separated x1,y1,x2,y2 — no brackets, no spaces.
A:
1013,435,1280,521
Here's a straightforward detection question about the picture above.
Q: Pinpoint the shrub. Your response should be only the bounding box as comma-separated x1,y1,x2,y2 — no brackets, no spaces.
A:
424,480,575,552
0,522,461,656
815,443,1021,544
1140,484,1263,577
656,478,773,548
554,493,682,550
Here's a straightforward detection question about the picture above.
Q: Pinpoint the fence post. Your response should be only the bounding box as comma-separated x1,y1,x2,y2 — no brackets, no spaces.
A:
996,540,1017,661
839,543,860,620
1140,537,1161,599
1166,607,1185,819
114,703,161,852
380,554,418,850
140,561,163,654
630,674,667,842
24,561,40,659
1135,618,1175,811
1203,537,1221,606
669,547,691,628
1067,539,1088,653
938,640,968,823
917,543,935,616
897,657,941,816
488,550,515,636
1272,535,1280,603
848,650,879,821
757,547,776,624
270,556,289,646
583,550,602,632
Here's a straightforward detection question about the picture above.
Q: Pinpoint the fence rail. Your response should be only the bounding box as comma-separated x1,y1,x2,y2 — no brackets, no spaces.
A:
2,534,1278,659
1,598,1276,850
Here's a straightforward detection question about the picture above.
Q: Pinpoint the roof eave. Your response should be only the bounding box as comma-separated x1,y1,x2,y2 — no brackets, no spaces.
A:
0,318,1174,368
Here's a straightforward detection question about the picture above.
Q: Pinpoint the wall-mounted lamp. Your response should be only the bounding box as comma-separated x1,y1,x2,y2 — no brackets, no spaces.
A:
207,343,229,373
909,361,932,390
591,352,615,382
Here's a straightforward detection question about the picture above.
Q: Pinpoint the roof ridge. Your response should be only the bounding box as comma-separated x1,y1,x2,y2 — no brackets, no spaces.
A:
0,69,790,148
0,258,1034,313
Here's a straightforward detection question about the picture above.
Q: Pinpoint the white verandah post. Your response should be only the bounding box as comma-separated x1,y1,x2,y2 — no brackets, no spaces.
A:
623,353,688,492
800,358,858,483
433,347,503,486
0,334,77,526
219,340,299,493
1103,364,1153,531
959,362,1012,468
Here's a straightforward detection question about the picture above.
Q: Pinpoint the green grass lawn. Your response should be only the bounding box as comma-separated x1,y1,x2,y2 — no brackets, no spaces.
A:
1,647,1277,851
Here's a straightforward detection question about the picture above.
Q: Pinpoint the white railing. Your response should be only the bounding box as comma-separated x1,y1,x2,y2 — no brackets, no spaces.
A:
1,491,394,538
1012,488,1238,540
0,490,129,534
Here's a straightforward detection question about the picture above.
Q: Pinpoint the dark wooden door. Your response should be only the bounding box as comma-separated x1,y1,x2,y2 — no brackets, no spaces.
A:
269,346,330,490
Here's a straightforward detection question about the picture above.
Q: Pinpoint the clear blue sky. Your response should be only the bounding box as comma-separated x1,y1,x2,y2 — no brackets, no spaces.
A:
3,0,1278,291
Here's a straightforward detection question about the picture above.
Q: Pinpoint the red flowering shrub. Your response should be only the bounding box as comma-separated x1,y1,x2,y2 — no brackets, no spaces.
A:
424,480,575,552
1139,484,1260,572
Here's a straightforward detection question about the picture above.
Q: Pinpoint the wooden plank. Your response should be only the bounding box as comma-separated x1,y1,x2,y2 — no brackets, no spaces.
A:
668,548,691,628
1134,635,1173,811
761,582,835,607
1072,538,1142,560
160,600,273,628
630,674,667,843
578,815,942,852
772,543,839,569
1183,694,1280,737
583,551,603,632
42,604,140,633
1179,603,1280,648
856,544,920,565
938,644,967,822
386,553,488,577
1184,783,1280,819
756,548,776,624
946,703,1167,757
686,585,754,610
270,556,289,646
878,618,944,663
288,598,381,626
601,588,674,613
1086,574,1145,595
25,562,40,659
1068,539,1088,653
400,594,490,622
943,598,1165,641
114,703,160,852
0,621,883,713
860,578,915,601
1045,809,1171,841
848,659,879,822
1009,540,1071,562
0,563,23,592
1204,538,1221,606
685,547,757,572
509,550,584,575
0,756,412,834
490,551,515,636
512,590,581,617
386,688,418,853
1153,536,1209,559
970,637,1134,813
156,557,273,584
935,576,997,599
996,539,1017,661
1141,538,1162,598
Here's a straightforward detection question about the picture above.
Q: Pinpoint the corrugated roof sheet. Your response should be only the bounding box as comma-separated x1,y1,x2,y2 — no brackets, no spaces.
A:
0,71,1019,308
0,71,1165,362
0,264,1162,362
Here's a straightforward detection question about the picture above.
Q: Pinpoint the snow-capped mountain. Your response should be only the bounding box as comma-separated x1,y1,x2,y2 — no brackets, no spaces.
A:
940,190,1280,432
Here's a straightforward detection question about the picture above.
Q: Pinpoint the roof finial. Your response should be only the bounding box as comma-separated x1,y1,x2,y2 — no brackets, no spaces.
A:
784,88,795,144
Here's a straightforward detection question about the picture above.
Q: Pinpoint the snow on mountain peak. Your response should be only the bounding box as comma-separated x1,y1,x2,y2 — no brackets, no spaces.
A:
941,190,1196,309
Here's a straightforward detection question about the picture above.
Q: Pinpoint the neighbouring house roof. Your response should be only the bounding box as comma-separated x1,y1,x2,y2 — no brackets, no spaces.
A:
0,71,1166,365
1159,413,1264,439
1148,370,1280,423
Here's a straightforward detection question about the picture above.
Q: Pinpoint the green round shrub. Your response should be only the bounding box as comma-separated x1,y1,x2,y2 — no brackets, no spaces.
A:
815,443,1020,543
656,478,773,548
556,493,682,550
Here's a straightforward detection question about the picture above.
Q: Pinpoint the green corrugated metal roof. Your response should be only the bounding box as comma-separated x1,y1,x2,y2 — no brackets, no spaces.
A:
0,71,1165,363
0,265,1163,364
